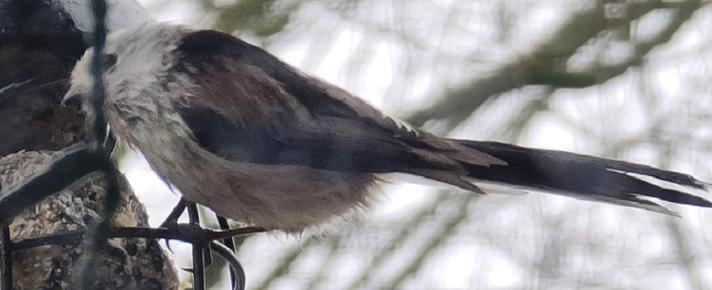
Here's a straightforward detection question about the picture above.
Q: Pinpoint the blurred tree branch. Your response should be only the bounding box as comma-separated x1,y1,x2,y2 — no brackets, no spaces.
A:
344,193,451,290
406,0,704,130
200,0,303,38
253,240,309,290
382,193,480,290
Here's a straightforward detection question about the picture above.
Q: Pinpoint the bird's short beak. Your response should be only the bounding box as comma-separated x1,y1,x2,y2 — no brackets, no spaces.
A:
61,90,83,110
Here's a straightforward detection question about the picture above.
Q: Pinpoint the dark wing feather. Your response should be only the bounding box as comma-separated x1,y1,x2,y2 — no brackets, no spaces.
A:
177,103,448,173
170,29,501,181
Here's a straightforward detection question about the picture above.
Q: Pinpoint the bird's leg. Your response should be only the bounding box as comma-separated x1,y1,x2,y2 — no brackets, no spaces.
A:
159,198,188,229
216,215,236,251
156,198,267,290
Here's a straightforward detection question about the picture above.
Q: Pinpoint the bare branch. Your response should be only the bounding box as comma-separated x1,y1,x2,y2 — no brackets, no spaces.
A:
407,1,703,129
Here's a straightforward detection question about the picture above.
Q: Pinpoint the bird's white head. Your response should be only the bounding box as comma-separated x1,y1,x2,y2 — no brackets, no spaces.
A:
62,23,188,107
62,48,113,108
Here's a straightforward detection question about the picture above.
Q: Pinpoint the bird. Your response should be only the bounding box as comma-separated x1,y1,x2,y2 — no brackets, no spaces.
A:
63,22,712,232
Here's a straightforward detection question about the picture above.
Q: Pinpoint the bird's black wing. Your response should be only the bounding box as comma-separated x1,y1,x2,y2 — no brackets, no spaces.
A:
168,29,501,190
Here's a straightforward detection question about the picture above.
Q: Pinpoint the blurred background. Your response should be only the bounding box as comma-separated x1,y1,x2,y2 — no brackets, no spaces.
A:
120,0,712,289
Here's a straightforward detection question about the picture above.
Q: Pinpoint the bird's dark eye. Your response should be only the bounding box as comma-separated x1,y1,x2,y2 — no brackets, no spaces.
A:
103,53,118,69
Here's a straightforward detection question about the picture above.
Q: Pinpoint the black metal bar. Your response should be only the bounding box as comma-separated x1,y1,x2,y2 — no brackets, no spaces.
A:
187,203,205,290
11,226,266,251
79,0,123,288
192,240,206,290
186,203,212,263
1,214,264,289
87,0,109,146
1,224,12,290
0,143,102,223
11,231,82,250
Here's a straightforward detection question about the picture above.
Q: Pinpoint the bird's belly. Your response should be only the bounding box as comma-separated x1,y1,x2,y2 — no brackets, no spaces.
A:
150,145,376,231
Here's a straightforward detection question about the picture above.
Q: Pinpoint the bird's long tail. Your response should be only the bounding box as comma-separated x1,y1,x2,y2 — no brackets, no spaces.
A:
451,140,712,215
